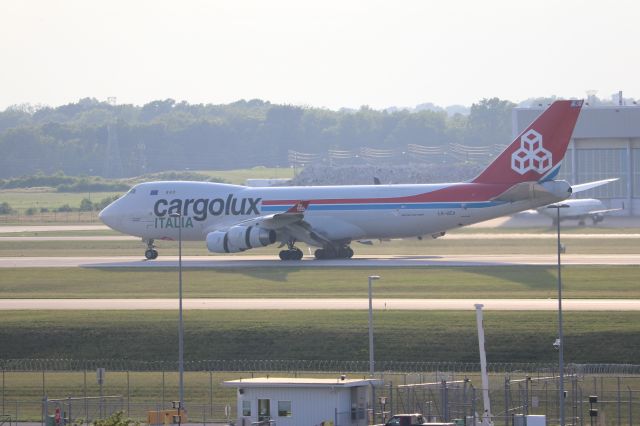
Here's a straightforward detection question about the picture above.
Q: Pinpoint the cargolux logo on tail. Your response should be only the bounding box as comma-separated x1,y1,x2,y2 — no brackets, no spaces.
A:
510,129,552,175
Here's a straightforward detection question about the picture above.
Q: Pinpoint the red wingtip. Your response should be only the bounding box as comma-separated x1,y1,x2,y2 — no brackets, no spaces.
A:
287,200,310,213
472,100,583,185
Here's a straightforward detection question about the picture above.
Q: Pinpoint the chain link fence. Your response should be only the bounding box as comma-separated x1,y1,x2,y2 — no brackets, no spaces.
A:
0,211,100,224
2,360,640,425
4,359,640,375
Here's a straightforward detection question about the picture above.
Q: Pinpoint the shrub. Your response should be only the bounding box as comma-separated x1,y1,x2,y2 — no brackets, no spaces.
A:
79,198,94,211
74,411,140,426
94,195,120,210
0,202,14,215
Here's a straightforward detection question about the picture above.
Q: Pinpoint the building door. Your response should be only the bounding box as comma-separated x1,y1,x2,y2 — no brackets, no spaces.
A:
258,399,270,421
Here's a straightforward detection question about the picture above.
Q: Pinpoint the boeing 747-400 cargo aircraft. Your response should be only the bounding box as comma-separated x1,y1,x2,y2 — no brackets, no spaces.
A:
100,100,584,260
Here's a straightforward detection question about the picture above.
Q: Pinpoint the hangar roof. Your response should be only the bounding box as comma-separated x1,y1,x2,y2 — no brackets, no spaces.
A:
513,105,640,139
223,377,383,388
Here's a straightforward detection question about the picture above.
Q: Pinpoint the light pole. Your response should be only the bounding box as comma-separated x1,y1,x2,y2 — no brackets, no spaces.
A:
547,204,569,426
368,275,380,376
368,275,380,424
169,212,185,417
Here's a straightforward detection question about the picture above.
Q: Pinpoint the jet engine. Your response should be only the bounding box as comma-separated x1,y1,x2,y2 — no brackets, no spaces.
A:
206,226,277,253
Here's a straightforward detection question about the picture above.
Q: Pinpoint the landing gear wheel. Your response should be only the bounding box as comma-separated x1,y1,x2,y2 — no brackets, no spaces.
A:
279,250,289,260
314,247,336,260
145,249,158,260
337,246,354,259
315,246,353,260
144,239,157,260
279,248,303,261
345,247,354,258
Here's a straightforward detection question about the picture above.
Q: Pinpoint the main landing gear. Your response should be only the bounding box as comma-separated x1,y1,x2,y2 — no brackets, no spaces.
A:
144,239,158,260
314,245,354,260
279,241,304,261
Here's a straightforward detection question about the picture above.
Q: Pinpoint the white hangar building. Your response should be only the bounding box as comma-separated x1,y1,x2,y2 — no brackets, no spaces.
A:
513,104,640,216
223,376,382,426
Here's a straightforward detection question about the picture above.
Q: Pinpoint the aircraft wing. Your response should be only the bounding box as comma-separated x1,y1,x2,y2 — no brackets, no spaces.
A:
209,200,331,246
238,200,311,229
572,178,619,193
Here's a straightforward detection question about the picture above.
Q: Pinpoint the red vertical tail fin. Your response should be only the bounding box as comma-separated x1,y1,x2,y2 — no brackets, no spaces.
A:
472,100,583,185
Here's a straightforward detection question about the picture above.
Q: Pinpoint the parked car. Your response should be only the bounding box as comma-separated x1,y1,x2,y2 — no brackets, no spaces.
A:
384,414,427,426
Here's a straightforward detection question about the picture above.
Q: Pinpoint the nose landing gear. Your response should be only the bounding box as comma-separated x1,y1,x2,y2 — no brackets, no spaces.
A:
144,239,158,260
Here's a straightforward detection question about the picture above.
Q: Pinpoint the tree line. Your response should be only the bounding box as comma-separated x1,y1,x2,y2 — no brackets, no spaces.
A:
0,97,520,178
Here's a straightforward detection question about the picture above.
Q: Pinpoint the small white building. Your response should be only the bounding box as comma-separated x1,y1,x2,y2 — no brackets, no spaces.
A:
223,376,383,426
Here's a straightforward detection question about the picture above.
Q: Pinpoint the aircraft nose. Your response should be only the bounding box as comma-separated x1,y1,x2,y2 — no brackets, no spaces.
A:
99,203,122,230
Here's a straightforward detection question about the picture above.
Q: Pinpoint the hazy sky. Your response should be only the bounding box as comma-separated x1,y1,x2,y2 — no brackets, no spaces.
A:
1,0,638,110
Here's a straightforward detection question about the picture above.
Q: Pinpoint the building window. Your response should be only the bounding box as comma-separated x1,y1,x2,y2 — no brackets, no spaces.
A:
278,401,292,417
242,400,251,417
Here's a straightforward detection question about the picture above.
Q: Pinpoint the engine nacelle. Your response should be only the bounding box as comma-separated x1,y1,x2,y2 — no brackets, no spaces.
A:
206,226,277,253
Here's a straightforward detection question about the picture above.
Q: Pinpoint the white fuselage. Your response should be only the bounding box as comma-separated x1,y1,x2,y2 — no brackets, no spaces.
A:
100,180,567,246
537,198,606,221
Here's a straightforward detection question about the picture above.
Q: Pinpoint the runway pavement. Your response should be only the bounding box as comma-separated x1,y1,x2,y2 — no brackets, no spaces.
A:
1,233,639,241
1,253,639,268
0,225,108,233
1,298,639,310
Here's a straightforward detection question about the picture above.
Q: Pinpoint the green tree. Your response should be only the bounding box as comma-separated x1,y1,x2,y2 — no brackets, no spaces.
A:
466,98,516,146
79,198,94,211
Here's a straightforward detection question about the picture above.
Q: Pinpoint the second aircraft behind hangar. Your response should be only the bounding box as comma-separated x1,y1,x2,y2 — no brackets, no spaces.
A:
100,100,584,260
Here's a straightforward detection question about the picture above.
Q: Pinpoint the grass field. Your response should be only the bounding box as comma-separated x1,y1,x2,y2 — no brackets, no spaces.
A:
1,310,639,363
0,190,123,212
0,167,293,213
0,266,639,299
195,166,295,184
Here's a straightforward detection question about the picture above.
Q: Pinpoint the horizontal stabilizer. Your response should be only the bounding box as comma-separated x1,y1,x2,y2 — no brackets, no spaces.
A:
590,207,623,215
572,178,619,194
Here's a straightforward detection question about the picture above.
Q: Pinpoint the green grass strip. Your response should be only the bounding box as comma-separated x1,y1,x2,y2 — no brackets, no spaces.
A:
1,310,639,363
1,266,639,299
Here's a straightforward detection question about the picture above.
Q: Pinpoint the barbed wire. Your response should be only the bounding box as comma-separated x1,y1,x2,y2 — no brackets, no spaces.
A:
2,359,639,375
